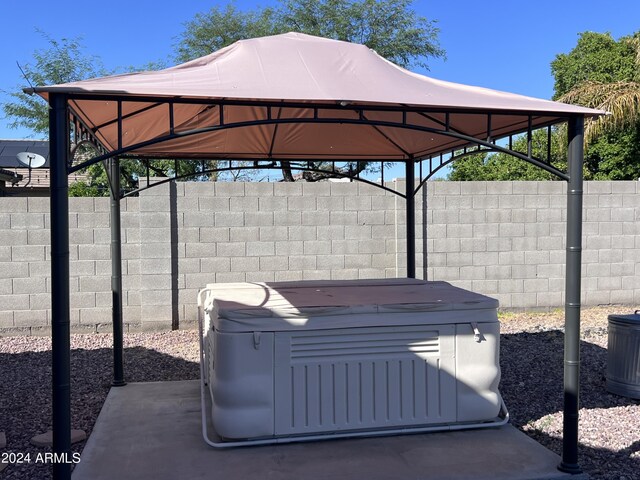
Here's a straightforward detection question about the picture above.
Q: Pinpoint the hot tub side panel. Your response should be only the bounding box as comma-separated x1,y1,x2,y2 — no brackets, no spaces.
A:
210,331,275,439
455,322,502,422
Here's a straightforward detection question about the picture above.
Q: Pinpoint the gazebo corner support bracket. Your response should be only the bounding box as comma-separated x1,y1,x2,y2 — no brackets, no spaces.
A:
110,156,126,387
405,159,416,278
558,115,584,475
50,93,71,480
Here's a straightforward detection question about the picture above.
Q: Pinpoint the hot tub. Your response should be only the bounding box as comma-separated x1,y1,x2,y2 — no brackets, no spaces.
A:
198,278,507,445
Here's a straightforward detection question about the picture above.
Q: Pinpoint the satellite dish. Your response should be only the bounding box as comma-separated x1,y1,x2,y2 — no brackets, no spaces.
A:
16,151,46,169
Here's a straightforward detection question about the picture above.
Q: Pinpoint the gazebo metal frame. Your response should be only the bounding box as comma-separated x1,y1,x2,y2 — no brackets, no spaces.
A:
45,92,585,480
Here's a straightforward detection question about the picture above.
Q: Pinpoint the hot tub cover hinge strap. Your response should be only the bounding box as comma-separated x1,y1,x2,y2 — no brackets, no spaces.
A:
471,322,484,343
253,331,261,350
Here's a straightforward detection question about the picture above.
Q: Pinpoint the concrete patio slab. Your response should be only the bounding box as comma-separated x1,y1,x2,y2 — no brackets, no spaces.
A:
72,380,587,480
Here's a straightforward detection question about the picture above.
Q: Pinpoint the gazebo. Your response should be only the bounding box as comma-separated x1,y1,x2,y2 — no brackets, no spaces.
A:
29,32,603,480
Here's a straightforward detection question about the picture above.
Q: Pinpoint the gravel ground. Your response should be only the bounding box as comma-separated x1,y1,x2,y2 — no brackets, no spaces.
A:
1,306,639,479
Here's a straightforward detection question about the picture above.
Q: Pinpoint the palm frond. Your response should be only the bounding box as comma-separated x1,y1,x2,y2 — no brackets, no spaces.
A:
558,80,640,143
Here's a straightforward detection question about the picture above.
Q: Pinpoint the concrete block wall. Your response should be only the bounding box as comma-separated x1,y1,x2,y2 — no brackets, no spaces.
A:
1,180,639,334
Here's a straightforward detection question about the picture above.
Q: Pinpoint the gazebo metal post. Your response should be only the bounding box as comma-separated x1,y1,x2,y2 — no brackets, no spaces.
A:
559,115,584,474
405,159,416,278
110,156,126,387
49,93,72,480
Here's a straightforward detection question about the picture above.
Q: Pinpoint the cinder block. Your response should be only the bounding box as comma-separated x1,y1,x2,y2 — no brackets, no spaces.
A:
0,310,14,328
289,256,317,270
78,212,110,228
301,211,329,226
472,251,500,266
358,239,385,254
197,227,228,243
12,245,45,262
184,182,216,197
343,196,372,211
585,208,610,222
10,213,45,229
229,226,260,242
184,243,216,258
140,289,173,306
331,240,360,255
344,225,372,240
140,274,172,290
1,197,28,212
0,213,9,229
27,197,50,213
277,211,302,226
485,265,511,280
585,236,611,250
177,196,199,211
288,225,317,241
584,290,611,306
0,246,10,261
140,212,171,228
215,212,244,227
184,211,215,227
12,277,46,295
275,241,303,255
259,256,289,271
459,266,486,280
213,182,245,197
486,209,512,223
246,182,274,196
246,271,276,282
76,244,111,261
259,226,288,241
317,225,345,240
598,195,623,208
498,279,524,294
302,269,332,280
303,240,332,255
472,196,498,209
259,196,287,212
597,276,622,290
511,209,537,223
287,196,316,211
230,257,259,272
432,210,459,224
433,238,460,253
245,212,274,226
0,230,27,245
611,208,636,222
303,182,330,196
329,269,359,280
93,228,113,245
79,276,111,292
344,254,372,269
460,238,486,252
446,224,473,238
459,210,486,224
14,310,49,327
246,241,275,256
79,308,114,324
199,197,230,211
121,212,140,229
498,251,524,265
273,182,303,196
230,196,258,212
498,223,524,237
317,196,345,212
536,209,562,222
444,196,473,209
433,182,461,195
274,270,303,282
524,222,550,237
611,262,635,276
356,210,385,225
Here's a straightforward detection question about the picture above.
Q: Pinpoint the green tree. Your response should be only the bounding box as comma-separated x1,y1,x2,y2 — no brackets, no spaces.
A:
554,31,640,180
2,32,106,135
448,128,567,181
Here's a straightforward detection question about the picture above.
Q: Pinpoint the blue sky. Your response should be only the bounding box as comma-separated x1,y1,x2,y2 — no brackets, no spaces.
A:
1,0,639,141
